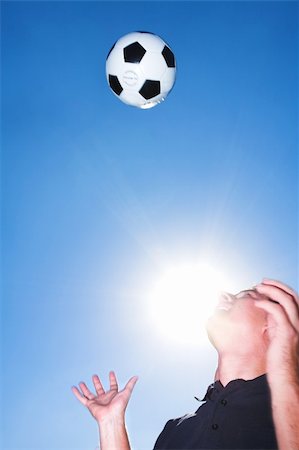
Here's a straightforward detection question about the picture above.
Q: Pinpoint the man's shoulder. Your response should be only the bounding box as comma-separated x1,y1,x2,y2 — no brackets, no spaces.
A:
153,412,198,450
174,412,198,426
161,411,198,430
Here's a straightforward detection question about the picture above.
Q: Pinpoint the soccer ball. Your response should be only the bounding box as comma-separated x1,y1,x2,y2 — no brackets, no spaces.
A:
106,32,176,109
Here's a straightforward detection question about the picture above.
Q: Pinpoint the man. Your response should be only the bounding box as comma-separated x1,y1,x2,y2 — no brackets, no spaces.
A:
72,279,299,449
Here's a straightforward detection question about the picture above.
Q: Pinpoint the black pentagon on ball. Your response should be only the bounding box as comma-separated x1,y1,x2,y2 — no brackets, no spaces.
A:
162,45,175,68
136,31,155,35
109,75,123,96
139,80,160,100
124,42,146,63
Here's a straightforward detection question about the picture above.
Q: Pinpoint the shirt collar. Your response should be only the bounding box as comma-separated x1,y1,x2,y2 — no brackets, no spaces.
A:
195,373,268,402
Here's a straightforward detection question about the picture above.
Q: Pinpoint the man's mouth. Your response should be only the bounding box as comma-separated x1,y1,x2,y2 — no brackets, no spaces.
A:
216,304,232,311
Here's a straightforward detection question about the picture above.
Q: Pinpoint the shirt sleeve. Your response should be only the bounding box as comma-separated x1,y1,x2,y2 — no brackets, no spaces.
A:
153,419,177,450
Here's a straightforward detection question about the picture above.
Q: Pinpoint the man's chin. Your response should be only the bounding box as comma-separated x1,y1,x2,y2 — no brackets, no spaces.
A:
205,311,232,349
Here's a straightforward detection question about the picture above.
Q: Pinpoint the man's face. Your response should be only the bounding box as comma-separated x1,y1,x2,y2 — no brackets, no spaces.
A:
206,289,270,350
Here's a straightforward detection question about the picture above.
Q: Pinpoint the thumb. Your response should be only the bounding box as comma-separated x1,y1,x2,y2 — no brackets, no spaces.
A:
124,376,138,395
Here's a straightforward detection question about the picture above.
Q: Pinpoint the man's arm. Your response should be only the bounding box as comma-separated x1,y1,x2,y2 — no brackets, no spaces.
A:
255,279,299,450
72,371,138,450
269,371,299,450
98,415,131,450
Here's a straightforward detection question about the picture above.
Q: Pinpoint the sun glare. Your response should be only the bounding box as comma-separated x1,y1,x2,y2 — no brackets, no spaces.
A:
148,262,230,345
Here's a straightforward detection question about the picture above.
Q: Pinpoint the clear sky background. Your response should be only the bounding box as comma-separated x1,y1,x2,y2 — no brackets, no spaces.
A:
1,1,298,449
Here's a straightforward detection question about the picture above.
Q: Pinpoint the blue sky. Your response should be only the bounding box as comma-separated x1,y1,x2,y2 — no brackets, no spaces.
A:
1,1,298,449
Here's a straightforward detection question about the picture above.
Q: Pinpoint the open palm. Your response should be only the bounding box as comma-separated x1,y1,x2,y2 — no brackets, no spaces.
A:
72,371,138,423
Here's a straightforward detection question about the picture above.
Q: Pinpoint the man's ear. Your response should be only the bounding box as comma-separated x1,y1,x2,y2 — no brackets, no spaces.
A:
263,315,276,342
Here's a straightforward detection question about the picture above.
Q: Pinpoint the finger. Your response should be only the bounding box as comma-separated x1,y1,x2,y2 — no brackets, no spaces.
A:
92,374,105,396
254,299,297,331
109,371,119,392
71,386,88,406
256,283,296,306
255,284,299,329
261,279,299,303
123,376,138,395
79,381,95,400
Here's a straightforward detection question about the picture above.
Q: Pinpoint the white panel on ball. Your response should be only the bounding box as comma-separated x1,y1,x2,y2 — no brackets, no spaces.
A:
139,52,167,80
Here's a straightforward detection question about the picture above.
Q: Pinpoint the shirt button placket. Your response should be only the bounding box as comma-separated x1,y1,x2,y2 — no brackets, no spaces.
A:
211,398,227,431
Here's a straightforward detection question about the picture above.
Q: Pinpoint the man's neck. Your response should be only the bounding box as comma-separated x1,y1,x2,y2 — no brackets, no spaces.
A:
215,352,267,387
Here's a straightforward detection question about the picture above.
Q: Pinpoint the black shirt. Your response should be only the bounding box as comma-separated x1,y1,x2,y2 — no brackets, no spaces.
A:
153,374,278,450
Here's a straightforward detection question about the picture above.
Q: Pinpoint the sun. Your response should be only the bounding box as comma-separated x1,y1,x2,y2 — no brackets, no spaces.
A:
148,262,230,345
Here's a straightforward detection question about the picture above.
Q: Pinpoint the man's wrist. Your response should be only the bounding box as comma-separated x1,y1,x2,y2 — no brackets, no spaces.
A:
267,370,299,401
97,413,130,450
267,364,299,385
97,413,126,428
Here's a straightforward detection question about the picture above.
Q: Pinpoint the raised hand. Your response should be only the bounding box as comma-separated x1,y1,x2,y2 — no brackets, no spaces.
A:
72,371,138,424
254,281,299,450
254,279,299,380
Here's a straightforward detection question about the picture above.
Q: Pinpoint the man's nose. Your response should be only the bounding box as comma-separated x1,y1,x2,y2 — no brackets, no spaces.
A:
218,292,235,303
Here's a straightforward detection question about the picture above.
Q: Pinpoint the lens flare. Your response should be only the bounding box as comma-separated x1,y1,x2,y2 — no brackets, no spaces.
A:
148,262,230,345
